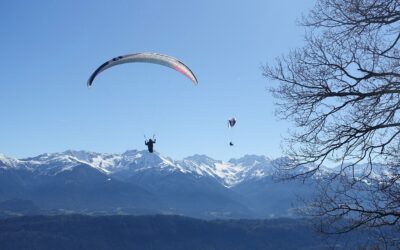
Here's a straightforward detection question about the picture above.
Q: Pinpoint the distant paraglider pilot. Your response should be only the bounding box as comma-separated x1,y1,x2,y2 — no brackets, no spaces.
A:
145,138,156,153
228,117,237,146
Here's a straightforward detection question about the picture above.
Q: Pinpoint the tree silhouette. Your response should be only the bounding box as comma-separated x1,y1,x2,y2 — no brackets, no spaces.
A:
264,0,400,243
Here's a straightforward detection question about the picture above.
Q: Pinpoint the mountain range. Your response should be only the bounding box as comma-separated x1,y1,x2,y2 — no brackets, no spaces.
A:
0,150,315,219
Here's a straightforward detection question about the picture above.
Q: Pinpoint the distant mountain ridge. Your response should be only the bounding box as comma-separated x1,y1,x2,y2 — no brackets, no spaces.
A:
0,150,281,187
0,150,313,219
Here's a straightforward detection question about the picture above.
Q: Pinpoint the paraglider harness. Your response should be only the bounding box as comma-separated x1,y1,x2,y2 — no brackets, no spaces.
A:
144,135,156,153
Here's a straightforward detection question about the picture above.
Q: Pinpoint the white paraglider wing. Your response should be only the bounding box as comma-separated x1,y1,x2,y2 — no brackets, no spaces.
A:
87,52,198,87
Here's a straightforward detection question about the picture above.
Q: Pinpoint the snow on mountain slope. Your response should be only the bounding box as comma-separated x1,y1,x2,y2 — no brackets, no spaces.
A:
4,150,387,187
176,154,274,186
17,152,103,174
228,155,276,183
0,151,278,187
0,154,19,168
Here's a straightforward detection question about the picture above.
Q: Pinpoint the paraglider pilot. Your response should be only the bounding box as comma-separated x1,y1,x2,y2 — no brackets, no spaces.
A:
145,138,156,153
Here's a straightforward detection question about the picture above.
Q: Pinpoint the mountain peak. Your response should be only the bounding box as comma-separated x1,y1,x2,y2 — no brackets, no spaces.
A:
122,150,140,156
0,154,18,167
183,154,220,165
0,150,280,186
229,154,270,166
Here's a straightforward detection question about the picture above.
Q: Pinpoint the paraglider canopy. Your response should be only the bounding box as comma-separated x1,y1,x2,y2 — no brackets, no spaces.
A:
228,117,236,128
87,52,198,87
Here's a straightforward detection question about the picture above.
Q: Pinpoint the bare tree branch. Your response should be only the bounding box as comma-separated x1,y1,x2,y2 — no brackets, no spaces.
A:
264,0,400,244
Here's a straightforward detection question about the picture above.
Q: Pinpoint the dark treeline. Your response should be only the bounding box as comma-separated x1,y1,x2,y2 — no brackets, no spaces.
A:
0,214,376,250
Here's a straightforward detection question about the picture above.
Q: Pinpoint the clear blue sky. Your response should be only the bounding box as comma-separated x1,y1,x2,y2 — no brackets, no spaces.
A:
0,0,315,160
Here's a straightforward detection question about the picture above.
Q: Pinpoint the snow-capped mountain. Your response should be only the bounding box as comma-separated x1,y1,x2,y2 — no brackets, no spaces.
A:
1,150,278,187
0,150,316,219
0,150,391,219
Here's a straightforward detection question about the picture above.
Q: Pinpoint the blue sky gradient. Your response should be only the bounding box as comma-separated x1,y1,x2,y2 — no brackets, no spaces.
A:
0,0,315,160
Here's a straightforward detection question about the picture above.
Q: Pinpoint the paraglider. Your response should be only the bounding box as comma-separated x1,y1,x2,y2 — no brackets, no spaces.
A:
228,117,237,146
87,52,198,87
87,52,198,152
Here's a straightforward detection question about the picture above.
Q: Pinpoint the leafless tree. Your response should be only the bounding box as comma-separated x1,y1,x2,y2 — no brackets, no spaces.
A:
263,0,400,243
